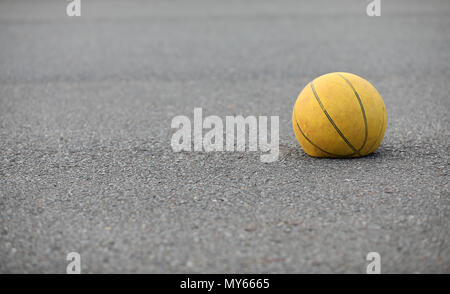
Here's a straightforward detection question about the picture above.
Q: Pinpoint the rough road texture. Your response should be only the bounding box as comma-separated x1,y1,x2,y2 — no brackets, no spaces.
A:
0,0,449,273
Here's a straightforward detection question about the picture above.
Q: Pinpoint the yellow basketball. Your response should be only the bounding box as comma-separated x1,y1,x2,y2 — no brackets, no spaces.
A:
292,72,387,158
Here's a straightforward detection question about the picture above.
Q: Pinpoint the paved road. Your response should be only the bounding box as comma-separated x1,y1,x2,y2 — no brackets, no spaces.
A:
0,0,449,273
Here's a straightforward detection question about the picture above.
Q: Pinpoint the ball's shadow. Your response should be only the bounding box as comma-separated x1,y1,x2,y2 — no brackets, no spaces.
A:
280,143,387,161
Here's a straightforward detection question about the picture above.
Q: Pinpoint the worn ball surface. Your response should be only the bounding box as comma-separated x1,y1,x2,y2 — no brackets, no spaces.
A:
292,72,387,158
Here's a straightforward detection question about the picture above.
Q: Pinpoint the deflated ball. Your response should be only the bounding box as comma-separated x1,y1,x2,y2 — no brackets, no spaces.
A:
292,72,387,158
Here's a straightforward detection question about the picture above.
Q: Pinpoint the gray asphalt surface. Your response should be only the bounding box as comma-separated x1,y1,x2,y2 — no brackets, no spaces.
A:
0,0,449,273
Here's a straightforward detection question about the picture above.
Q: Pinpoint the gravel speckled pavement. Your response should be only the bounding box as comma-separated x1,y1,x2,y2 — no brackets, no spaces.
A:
0,0,449,273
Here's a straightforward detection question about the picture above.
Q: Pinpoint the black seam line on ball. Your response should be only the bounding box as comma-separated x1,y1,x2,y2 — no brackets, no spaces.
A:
336,73,368,152
293,108,351,158
366,110,385,154
310,82,361,156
